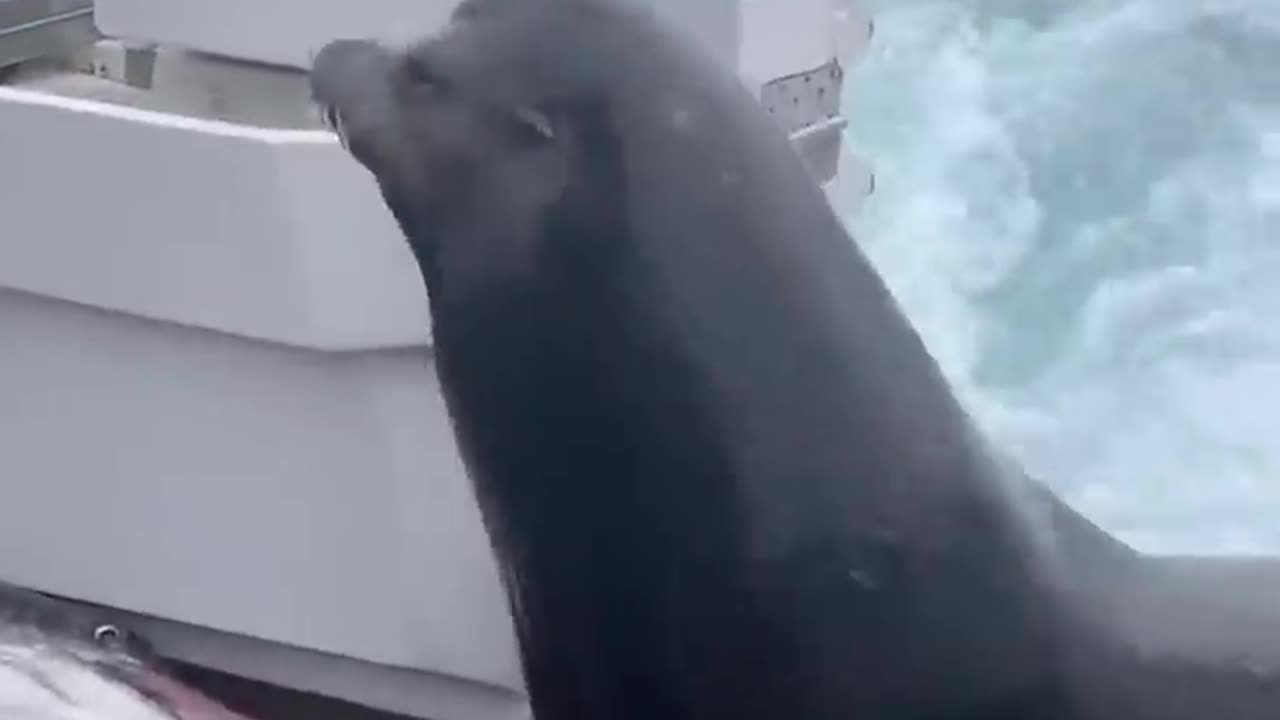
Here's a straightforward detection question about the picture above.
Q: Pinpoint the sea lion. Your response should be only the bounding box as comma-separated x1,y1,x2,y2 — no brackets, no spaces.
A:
308,0,1280,718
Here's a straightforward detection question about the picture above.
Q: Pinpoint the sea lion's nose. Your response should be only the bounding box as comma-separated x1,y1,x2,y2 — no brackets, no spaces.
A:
308,39,395,110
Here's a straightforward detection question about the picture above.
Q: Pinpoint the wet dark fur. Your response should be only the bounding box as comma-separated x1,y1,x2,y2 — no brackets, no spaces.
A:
309,1,1280,718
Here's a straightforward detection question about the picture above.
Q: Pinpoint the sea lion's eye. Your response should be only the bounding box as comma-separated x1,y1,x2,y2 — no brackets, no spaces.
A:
402,56,448,93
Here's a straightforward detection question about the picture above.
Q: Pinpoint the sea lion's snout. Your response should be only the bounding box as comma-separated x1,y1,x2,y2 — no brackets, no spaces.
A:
309,39,399,162
306,22,570,248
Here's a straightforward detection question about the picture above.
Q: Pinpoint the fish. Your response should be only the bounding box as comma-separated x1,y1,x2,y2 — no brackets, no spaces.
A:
0,581,253,720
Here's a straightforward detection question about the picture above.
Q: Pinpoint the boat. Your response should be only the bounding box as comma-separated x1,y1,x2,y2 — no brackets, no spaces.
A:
0,1,873,718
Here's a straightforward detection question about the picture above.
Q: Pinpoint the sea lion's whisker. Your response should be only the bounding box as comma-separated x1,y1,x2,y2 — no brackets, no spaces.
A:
316,103,349,150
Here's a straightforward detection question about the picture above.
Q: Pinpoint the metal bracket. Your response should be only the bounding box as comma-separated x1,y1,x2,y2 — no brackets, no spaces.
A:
760,57,873,193
760,58,844,135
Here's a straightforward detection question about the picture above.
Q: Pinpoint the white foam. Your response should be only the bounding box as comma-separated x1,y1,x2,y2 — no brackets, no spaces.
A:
836,0,1280,553
0,642,173,720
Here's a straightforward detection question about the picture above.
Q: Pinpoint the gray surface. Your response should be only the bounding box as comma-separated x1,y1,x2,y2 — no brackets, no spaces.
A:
93,0,740,72
98,601,530,720
1108,555,1280,667
0,287,522,718
0,0,95,70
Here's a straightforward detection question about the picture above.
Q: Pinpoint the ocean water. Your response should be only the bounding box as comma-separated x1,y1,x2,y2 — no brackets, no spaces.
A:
834,0,1280,554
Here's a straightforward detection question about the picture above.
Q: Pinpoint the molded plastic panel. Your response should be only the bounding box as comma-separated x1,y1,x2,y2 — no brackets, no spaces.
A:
0,285,523,703
94,0,454,69
0,85,430,350
93,0,741,71
0,0,96,69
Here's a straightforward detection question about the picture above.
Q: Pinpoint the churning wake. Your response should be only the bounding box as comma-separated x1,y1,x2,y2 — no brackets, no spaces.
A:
835,0,1280,554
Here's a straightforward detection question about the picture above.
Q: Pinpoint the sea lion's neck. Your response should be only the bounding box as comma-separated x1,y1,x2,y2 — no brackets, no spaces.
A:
428,265,1061,719
431,272,779,719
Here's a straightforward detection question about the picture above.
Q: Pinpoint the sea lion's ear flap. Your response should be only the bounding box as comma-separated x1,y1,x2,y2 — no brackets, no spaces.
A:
509,105,555,143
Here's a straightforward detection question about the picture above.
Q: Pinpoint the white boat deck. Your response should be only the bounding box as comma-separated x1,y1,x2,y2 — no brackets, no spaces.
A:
0,1,873,718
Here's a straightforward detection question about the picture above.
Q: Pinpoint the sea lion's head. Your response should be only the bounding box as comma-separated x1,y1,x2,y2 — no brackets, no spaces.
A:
308,24,559,215
308,0,770,304
308,0,670,295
